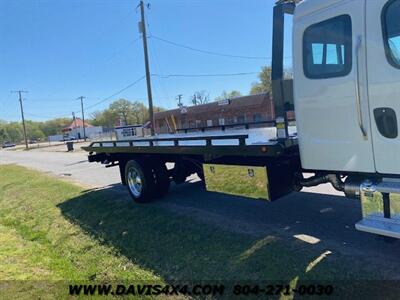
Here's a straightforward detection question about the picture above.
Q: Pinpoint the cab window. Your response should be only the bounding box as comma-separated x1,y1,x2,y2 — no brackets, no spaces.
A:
303,15,352,79
383,0,400,68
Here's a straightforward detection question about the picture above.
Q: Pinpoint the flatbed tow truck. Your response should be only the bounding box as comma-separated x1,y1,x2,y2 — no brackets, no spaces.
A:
84,0,400,239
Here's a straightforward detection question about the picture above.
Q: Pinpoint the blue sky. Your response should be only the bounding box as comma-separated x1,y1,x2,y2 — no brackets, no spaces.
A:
0,0,292,122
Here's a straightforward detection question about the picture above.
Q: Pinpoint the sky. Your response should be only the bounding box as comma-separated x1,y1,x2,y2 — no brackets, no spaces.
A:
0,0,293,122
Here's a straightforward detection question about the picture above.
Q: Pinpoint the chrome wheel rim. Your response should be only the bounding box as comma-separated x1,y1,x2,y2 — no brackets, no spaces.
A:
127,167,143,197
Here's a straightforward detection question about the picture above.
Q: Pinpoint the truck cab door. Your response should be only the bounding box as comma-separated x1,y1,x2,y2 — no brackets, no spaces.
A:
366,0,400,175
293,0,375,173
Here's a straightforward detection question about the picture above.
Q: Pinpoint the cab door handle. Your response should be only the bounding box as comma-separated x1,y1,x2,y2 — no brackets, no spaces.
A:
355,35,368,139
374,107,398,139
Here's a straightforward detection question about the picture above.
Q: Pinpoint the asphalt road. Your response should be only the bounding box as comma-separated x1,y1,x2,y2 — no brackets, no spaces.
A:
2,146,400,278
1,146,121,188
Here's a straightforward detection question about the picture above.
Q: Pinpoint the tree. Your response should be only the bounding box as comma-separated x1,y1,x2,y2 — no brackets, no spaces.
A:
25,121,45,140
250,66,293,95
0,99,165,143
39,118,71,136
90,109,117,128
0,119,70,143
215,90,242,101
90,99,165,127
0,120,10,143
109,99,135,126
250,66,272,95
0,122,23,143
190,90,210,105
131,101,148,124
124,102,165,124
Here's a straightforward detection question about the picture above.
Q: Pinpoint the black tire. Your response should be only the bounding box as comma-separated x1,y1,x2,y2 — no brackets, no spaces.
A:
152,162,170,198
125,159,155,203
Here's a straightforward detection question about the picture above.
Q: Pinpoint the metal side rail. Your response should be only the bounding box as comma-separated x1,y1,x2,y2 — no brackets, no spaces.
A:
355,179,400,238
82,135,299,158
90,134,249,147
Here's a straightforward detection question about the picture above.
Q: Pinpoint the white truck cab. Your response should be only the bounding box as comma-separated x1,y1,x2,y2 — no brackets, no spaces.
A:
290,0,400,238
293,0,400,175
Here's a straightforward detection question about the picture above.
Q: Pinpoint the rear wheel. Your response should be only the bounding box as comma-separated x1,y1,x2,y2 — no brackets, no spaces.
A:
125,160,154,203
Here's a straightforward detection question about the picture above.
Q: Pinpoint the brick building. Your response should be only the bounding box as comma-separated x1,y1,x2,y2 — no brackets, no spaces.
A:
154,93,282,134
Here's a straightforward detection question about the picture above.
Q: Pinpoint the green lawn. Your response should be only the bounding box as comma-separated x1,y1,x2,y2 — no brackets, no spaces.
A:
0,165,398,299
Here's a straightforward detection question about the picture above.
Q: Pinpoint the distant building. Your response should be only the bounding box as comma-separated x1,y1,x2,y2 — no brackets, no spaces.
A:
62,118,103,139
154,93,294,134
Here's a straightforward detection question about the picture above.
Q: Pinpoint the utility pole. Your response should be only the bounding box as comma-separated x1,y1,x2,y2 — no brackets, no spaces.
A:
176,94,183,107
139,0,155,135
72,112,77,134
11,90,28,149
72,112,76,126
192,93,197,106
77,96,86,141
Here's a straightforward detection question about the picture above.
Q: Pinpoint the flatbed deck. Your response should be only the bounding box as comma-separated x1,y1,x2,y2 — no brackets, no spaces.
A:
83,128,299,158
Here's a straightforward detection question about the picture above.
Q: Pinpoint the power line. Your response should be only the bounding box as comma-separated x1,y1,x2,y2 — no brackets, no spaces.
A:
27,99,80,103
12,70,258,120
84,75,146,111
25,112,70,119
42,36,142,102
39,1,140,102
150,34,292,61
17,71,256,119
151,72,259,78
146,24,171,107
21,76,146,120
102,36,142,63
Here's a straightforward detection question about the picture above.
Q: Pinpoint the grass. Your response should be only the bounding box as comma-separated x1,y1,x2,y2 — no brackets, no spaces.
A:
0,164,399,299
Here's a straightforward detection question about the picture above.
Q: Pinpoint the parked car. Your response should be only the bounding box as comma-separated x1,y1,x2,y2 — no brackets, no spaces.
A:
2,142,16,148
28,139,37,144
